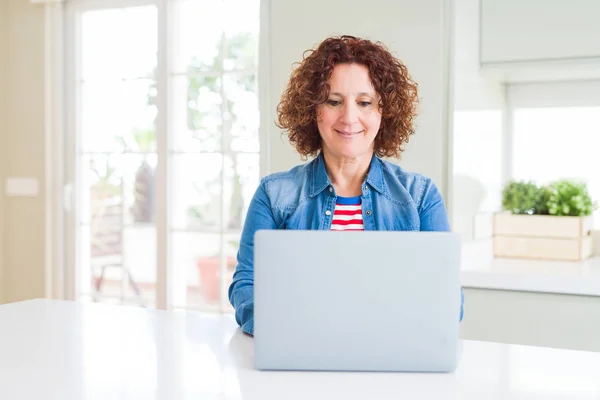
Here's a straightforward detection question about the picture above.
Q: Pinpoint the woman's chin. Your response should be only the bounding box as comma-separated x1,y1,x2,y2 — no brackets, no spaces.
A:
330,148,372,160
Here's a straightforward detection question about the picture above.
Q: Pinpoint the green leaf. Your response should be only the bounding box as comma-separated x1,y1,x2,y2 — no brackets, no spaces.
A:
546,179,596,216
501,181,549,215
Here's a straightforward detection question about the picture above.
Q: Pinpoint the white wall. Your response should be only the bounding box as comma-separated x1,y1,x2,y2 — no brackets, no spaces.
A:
480,0,600,64
451,0,505,240
262,0,452,198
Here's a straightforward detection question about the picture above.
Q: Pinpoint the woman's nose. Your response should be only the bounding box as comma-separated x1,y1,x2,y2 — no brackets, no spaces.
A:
340,103,359,125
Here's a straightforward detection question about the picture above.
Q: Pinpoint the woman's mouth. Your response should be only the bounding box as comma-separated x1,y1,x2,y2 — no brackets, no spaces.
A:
335,129,363,138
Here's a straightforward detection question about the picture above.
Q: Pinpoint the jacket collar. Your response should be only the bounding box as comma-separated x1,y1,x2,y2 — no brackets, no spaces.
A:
309,152,386,197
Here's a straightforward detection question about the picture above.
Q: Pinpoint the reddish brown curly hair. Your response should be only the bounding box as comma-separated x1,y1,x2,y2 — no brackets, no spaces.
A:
276,35,419,159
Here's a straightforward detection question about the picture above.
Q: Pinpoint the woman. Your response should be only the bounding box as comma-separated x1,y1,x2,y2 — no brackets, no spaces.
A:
229,35,463,335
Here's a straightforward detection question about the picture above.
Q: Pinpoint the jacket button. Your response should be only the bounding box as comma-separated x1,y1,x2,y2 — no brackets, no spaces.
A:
325,210,332,216
329,187,333,192
366,210,372,216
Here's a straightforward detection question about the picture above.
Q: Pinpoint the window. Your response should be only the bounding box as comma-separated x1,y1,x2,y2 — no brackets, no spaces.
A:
508,81,600,226
66,0,260,312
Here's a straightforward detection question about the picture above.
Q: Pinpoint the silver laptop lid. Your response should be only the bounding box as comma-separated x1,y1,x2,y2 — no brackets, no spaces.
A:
254,230,461,372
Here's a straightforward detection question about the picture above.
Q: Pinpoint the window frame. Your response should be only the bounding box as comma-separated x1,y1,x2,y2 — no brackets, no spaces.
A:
506,79,600,181
63,0,264,312
506,79,600,247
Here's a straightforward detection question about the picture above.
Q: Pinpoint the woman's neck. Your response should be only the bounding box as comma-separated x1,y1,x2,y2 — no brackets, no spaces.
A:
323,152,372,197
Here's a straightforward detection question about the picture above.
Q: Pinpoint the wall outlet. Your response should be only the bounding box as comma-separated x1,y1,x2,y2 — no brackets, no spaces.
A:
5,178,39,197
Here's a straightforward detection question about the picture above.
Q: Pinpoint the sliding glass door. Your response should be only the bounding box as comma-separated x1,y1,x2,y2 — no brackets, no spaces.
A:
65,0,260,312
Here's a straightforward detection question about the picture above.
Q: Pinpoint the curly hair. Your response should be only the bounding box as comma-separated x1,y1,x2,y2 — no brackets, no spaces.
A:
276,35,419,159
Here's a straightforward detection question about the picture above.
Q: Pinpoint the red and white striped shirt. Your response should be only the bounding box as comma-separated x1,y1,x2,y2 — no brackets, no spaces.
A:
330,195,364,231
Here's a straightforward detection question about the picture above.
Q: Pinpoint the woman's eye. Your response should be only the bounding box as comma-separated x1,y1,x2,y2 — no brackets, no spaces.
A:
326,100,341,106
358,101,372,107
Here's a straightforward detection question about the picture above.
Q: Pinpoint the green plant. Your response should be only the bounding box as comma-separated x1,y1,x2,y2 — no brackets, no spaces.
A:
535,185,552,215
547,179,596,216
502,181,548,215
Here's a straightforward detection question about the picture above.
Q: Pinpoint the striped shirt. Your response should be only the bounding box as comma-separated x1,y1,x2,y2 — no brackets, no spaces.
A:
330,195,364,231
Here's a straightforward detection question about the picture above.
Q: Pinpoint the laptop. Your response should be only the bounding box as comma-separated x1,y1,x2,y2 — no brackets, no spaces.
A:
253,230,461,373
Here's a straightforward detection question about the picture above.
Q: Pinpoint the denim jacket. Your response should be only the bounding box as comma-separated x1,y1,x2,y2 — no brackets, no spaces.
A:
228,153,464,335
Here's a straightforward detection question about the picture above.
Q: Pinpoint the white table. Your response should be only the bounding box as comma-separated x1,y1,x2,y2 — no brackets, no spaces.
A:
1,299,600,399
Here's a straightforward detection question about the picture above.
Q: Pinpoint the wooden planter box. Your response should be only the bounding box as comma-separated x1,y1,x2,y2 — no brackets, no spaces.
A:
493,212,594,261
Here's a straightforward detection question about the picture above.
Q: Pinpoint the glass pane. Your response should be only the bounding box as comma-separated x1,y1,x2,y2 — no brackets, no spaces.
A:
81,9,122,80
224,153,260,230
452,110,503,241
223,73,259,152
223,0,259,72
123,225,156,303
81,6,157,81
171,154,223,230
172,232,233,309
81,154,123,225
172,0,223,74
82,221,123,299
171,75,222,152
82,79,156,153
79,224,155,307
121,6,158,79
122,79,157,151
123,154,157,225
81,81,126,152
512,107,600,225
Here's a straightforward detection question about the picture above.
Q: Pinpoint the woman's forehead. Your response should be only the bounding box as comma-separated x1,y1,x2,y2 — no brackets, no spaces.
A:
327,64,376,95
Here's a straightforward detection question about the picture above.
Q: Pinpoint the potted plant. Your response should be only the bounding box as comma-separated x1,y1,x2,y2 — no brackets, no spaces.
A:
494,179,597,261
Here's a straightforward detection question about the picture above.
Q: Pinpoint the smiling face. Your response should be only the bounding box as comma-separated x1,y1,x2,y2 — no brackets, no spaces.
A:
316,63,382,163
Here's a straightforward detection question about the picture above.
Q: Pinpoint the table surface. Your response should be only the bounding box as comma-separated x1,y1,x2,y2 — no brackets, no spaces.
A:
1,299,600,399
